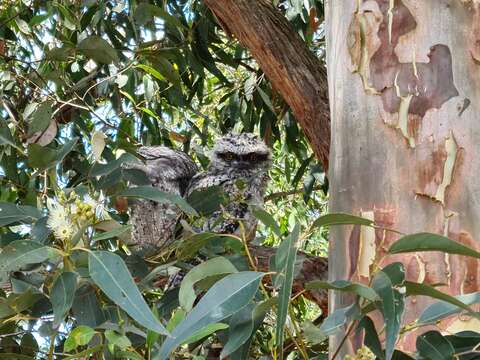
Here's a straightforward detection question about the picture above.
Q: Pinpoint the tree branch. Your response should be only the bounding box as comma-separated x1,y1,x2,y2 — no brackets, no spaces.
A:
204,0,331,169
248,245,328,313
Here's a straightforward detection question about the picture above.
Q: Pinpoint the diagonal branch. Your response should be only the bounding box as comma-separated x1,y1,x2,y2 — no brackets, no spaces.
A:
204,0,331,169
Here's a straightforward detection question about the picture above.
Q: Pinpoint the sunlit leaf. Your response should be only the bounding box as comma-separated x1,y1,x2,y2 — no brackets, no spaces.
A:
64,325,96,352
105,330,131,350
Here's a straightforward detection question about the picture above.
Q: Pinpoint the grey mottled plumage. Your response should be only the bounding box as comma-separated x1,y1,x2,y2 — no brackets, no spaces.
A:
129,146,198,254
187,133,272,239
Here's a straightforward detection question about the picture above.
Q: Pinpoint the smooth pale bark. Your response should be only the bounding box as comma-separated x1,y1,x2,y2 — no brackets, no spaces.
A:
204,0,331,170
326,0,480,355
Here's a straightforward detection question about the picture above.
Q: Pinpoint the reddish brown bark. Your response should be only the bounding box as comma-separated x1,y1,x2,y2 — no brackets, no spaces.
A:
249,245,329,313
204,0,331,170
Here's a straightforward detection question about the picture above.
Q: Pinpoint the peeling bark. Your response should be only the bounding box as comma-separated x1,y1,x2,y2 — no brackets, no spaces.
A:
327,0,480,356
204,0,331,169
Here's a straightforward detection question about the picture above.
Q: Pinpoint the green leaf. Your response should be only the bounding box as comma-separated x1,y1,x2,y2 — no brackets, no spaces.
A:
119,186,198,216
134,3,185,29
306,280,379,302
64,345,103,359
77,36,118,64
28,138,78,170
318,303,359,337
51,272,78,327
72,285,106,327
416,331,454,360
302,320,326,345
46,46,74,61
275,225,299,357
27,101,53,136
381,262,405,286
105,330,131,350
151,58,182,88
64,325,95,352
0,202,42,226
92,225,132,243
372,271,405,360
251,206,282,237
186,186,228,216
179,257,238,312
228,298,276,360
182,323,229,345
0,241,59,282
115,351,144,360
20,332,38,356
157,271,264,359
406,282,477,318
220,304,255,359
88,251,169,335
445,331,480,355
311,213,374,230
136,64,166,82
388,233,480,259
417,290,480,325
146,306,160,349
358,316,384,360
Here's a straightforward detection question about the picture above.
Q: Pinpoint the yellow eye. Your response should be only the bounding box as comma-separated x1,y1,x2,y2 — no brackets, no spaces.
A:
249,153,257,162
224,153,234,161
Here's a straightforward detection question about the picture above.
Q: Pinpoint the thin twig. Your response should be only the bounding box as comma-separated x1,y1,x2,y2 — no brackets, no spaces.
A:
331,320,357,360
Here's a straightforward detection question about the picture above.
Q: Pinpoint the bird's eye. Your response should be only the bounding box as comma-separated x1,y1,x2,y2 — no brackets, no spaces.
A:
249,153,257,162
224,153,234,161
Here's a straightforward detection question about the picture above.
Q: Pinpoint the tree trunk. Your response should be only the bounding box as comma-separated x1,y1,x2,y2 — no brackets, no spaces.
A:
326,0,480,355
204,0,331,170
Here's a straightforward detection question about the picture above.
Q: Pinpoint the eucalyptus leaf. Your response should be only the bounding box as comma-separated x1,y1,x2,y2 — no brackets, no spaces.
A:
27,101,53,136
51,272,78,327
306,280,379,302
416,331,454,360
275,225,299,357
157,271,264,359
388,233,480,259
311,213,374,230
78,36,118,64
372,271,405,360
119,186,197,216
0,241,59,281
179,257,238,312
88,251,169,335
0,202,42,226
251,206,282,236
418,291,480,325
